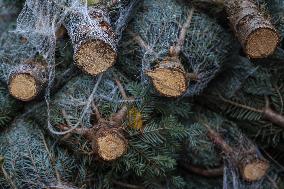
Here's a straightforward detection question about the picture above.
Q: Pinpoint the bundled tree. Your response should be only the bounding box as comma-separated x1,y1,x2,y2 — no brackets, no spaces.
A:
1,0,284,188
0,28,78,101
224,0,280,59
181,110,281,188
263,0,284,40
28,69,191,188
118,0,234,97
188,0,281,58
0,118,86,188
200,56,284,147
2,0,139,101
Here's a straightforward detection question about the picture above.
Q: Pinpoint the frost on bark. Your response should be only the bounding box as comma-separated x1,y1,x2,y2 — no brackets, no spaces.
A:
224,0,280,58
64,6,117,76
8,59,47,101
121,0,233,97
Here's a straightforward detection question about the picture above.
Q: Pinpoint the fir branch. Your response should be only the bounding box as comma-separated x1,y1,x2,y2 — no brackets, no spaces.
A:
218,95,263,113
219,95,284,128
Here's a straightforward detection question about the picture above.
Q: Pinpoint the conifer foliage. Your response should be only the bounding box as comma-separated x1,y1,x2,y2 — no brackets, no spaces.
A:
0,0,284,188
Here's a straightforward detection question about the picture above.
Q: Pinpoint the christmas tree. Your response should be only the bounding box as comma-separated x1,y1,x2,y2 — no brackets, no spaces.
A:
0,0,283,188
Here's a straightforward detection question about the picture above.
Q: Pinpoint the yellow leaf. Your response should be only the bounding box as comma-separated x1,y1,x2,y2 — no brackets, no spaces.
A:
87,0,101,5
128,107,143,129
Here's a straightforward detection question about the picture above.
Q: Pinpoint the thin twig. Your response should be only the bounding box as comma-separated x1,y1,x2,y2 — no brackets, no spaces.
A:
112,180,144,189
218,95,263,113
1,162,17,189
115,79,128,100
128,30,158,57
91,102,102,121
180,162,224,177
41,133,62,185
172,8,195,56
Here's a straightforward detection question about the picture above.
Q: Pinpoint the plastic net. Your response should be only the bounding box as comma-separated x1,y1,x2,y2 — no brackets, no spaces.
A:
221,125,271,189
11,0,137,134
119,0,234,96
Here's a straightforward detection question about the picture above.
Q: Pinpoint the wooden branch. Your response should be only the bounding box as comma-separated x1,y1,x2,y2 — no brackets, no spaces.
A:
224,0,280,58
8,59,47,101
181,163,224,177
112,180,144,189
170,8,194,56
64,6,117,76
219,95,284,128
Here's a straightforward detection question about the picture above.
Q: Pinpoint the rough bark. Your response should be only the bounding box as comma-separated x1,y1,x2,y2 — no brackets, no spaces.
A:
224,0,280,58
8,59,47,101
64,6,117,76
55,25,68,39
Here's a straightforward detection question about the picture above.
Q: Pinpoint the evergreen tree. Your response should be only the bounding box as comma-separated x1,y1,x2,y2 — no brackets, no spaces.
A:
0,0,283,188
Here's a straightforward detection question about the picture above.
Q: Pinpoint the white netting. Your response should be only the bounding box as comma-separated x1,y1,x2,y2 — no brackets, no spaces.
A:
222,129,268,189
10,0,137,135
12,0,91,134
120,0,233,96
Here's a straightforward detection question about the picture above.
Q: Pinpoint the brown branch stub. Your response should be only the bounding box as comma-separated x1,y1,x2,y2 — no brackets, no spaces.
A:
224,0,280,58
219,95,284,128
203,123,234,155
263,106,284,128
8,59,47,101
64,6,117,76
171,7,195,56
112,180,144,189
55,25,68,39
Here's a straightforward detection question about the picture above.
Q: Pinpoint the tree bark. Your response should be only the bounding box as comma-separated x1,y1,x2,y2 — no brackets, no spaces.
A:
263,106,284,128
224,0,280,58
63,5,117,76
8,59,47,101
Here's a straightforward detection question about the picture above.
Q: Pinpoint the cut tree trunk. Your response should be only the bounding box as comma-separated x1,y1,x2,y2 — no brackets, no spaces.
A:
91,127,128,161
8,59,47,101
145,8,195,97
64,6,117,76
224,0,280,58
238,155,270,182
205,124,269,182
146,55,189,97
